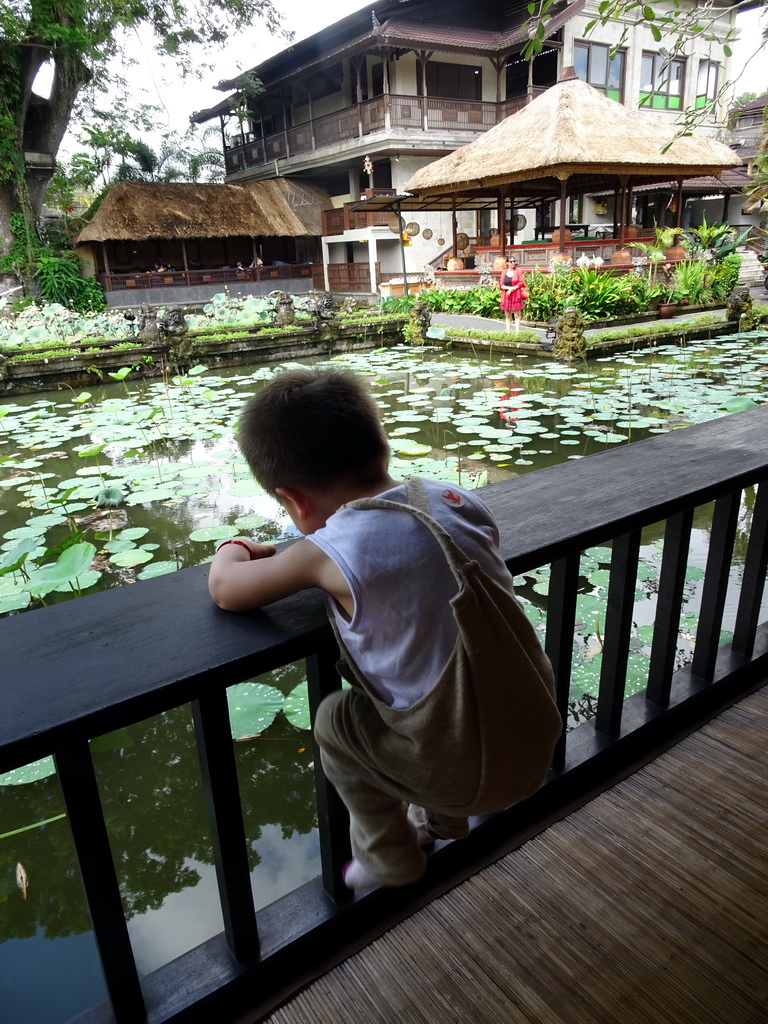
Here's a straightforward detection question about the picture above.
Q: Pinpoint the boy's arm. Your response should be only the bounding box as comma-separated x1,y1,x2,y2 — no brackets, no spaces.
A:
208,537,352,613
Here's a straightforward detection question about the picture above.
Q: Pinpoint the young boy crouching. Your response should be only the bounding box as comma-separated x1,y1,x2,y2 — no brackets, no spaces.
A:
209,367,561,890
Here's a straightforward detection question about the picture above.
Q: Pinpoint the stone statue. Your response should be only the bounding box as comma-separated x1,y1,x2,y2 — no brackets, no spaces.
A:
312,290,336,322
135,303,161,344
411,298,432,340
726,285,753,329
553,305,587,361
269,290,296,327
339,297,359,316
159,305,189,339
475,258,494,290
422,263,437,287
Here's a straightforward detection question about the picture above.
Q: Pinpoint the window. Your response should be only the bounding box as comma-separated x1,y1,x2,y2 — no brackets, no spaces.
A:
696,61,719,109
640,52,685,110
573,42,624,101
418,61,482,101
568,196,583,223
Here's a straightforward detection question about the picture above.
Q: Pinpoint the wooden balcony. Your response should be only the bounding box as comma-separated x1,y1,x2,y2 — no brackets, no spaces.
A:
224,91,542,175
321,201,393,236
101,264,322,293
3,408,768,1023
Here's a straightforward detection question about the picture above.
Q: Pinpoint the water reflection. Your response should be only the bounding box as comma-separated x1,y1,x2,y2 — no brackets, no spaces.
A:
2,339,767,1020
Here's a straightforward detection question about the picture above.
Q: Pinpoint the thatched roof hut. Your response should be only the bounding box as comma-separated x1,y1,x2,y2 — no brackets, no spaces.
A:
74,178,331,244
405,71,742,199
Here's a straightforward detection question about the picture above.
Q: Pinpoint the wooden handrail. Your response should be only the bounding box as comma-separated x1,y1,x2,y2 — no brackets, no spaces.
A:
3,407,768,1023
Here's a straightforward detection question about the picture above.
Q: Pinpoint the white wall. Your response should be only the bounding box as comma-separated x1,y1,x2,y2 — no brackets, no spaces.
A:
562,0,738,131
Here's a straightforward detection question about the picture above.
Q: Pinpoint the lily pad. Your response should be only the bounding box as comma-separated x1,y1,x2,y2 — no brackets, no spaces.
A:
0,756,56,786
109,548,154,567
189,526,236,542
283,681,312,730
227,681,285,739
138,560,180,580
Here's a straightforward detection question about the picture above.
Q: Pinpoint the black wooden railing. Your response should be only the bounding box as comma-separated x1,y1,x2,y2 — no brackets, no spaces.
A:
2,407,768,1024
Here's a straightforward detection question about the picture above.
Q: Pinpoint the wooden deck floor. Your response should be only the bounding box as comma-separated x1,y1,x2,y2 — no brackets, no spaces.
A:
263,687,768,1024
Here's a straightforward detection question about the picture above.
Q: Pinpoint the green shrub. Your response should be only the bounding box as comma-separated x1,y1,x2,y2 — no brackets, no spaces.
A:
380,295,417,314
711,253,741,300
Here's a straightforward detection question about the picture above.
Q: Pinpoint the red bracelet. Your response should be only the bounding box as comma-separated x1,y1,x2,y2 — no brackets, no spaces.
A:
216,539,256,559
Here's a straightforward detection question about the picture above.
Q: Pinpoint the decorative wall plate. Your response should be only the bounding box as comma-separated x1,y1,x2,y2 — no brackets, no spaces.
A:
437,237,445,246
405,221,420,236
456,232,469,251
514,214,527,231
422,228,433,240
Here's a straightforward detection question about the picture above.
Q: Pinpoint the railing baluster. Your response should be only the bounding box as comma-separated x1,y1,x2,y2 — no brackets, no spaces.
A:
691,491,741,680
647,509,695,706
192,691,259,961
733,481,768,657
55,742,146,1023
544,552,581,770
596,530,642,736
306,635,351,900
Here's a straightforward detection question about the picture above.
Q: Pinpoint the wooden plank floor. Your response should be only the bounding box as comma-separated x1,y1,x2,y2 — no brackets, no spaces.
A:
263,688,768,1024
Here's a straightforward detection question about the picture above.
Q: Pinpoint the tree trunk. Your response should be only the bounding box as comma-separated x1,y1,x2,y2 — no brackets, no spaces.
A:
1,37,90,284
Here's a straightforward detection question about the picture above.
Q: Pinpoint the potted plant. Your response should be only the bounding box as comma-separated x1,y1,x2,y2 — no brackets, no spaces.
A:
657,281,680,317
654,226,687,260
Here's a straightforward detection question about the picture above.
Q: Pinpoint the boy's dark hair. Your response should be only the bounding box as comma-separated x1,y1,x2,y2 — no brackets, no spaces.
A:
237,367,389,495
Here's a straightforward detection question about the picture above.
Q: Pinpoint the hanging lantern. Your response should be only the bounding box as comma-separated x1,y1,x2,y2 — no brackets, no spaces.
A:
363,154,374,175
456,232,469,251
388,214,405,234
422,228,433,240
405,221,420,237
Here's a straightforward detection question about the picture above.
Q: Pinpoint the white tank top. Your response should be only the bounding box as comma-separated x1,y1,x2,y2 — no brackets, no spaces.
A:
308,479,518,709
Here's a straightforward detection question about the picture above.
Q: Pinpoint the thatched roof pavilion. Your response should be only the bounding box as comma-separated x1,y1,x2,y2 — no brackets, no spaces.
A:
402,69,742,252
75,178,331,244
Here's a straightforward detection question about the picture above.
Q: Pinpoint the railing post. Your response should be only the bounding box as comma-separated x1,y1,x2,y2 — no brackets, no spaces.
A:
733,481,768,657
545,552,581,770
691,491,741,680
192,690,260,961
647,509,695,706
596,529,642,736
306,632,351,901
56,742,146,1023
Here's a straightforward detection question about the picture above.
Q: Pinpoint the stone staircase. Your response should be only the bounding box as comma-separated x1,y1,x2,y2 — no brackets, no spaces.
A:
737,246,766,286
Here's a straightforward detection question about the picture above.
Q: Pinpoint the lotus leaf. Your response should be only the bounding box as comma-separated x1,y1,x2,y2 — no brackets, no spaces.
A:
0,756,56,786
24,542,97,598
283,681,312,731
227,682,285,738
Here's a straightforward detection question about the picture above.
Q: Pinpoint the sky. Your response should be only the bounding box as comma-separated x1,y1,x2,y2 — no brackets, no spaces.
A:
50,0,767,156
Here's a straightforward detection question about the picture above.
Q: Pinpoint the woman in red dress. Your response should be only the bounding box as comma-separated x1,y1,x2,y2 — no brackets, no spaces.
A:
499,255,525,333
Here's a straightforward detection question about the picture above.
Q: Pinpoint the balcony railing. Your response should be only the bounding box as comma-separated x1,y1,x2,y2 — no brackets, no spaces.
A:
2,408,768,1024
225,91,533,175
101,264,322,293
322,202,393,236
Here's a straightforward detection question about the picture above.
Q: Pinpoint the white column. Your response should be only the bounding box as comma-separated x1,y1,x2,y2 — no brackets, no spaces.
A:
322,238,331,291
368,232,378,295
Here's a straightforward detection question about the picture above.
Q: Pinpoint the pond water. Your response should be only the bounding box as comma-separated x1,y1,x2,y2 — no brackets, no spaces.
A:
2,333,768,1023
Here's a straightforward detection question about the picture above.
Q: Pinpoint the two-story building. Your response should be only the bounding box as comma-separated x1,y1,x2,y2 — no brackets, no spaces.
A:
193,0,747,291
